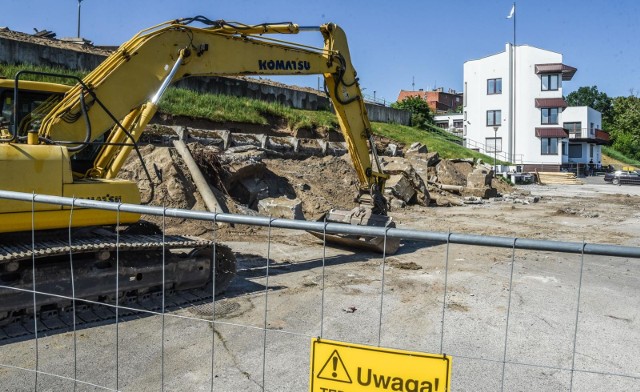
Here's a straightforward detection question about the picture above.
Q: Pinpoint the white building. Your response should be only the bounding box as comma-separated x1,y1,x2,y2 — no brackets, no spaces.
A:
463,44,609,172
433,113,464,137
561,106,607,166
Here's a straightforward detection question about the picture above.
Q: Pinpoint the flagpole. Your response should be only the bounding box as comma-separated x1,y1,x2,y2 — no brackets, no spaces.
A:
512,2,516,164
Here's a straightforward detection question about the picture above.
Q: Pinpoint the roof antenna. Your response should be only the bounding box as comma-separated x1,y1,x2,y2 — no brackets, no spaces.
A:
412,76,415,91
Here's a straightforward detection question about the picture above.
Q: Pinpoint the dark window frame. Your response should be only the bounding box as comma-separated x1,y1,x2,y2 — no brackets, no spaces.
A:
487,78,502,95
541,107,559,125
486,110,502,126
568,143,582,158
486,137,503,153
541,74,560,91
541,137,559,155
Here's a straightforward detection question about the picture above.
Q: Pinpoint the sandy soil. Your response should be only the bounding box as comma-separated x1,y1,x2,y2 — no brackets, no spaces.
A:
1,175,639,391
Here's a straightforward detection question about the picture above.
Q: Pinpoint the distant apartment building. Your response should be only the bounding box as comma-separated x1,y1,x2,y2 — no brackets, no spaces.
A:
463,44,609,171
433,113,464,137
397,88,463,114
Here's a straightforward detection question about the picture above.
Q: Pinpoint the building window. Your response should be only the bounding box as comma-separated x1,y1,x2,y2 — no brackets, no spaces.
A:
541,138,559,155
487,78,502,95
486,137,502,153
568,144,582,158
562,141,568,156
486,110,501,126
435,121,448,129
590,144,594,158
541,74,560,91
563,122,581,137
541,107,559,124
453,120,463,128
463,82,467,107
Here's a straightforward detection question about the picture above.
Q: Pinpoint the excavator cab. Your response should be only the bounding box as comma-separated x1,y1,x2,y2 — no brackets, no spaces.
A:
0,79,68,137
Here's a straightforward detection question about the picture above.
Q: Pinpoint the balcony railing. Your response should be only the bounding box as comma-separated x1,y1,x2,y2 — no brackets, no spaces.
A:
595,129,610,142
567,127,609,142
463,137,524,164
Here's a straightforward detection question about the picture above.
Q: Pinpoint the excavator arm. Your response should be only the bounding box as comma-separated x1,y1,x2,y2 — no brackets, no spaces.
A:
36,18,387,208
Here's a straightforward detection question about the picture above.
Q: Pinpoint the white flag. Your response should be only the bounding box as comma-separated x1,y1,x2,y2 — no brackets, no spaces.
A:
507,4,515,19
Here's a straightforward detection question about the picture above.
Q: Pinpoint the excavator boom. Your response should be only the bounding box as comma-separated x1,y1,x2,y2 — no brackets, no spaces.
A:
37,18,386,197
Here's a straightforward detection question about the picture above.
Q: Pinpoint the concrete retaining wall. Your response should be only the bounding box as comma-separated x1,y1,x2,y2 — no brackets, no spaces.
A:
366,103,410,124
0,34,410,125
0,36,107,71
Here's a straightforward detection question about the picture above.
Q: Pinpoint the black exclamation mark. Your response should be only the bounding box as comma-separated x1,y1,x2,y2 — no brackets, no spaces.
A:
332,356,338,378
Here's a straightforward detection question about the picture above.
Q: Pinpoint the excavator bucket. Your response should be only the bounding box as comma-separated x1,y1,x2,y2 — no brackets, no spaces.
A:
308,207,400,255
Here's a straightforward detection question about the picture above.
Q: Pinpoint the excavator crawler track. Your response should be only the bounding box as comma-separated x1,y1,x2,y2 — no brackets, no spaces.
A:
0,233,236,339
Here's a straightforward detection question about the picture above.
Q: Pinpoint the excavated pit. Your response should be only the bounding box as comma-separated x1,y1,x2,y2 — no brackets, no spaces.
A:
117,123,511,240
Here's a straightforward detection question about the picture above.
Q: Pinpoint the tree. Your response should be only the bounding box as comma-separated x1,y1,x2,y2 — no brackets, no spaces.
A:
609,95,640,159
391,96,434,129
565,86,613,127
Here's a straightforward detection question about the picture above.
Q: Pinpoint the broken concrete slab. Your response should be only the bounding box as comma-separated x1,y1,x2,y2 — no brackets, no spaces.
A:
382,157,430,206
432,194,465,207
435,159,467,186
258,196,304,220
452,161,474,180
220,146,267,164
405,142,428,155
405,157,433,186
463,196,484,204
229,133,265,149
265,136,297,155
384,143,400,157
466,167,493,188
385,174,416,203
462,186,498,199
382,157,413,173
315,140,348,156
408,152,440,172
389,197,406,209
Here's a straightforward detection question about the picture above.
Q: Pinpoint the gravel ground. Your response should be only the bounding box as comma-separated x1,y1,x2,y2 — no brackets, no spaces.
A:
1,177,639,391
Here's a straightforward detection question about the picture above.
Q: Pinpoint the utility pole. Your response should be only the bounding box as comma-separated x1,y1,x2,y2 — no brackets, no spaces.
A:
77,0,84,38
493,126,499,178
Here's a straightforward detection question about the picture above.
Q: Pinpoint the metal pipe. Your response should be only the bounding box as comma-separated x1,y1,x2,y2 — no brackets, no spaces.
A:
77,0,83,38
2,190,640,258
172,139,225,215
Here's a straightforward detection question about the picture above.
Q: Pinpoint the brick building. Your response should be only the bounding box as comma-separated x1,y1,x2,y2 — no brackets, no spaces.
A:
396,88,463,114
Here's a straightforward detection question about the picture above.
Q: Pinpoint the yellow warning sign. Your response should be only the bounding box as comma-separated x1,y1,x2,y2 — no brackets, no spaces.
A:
309,338,452,392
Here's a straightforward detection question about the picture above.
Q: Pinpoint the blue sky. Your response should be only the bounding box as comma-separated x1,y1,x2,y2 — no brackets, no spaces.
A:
2,1,638,103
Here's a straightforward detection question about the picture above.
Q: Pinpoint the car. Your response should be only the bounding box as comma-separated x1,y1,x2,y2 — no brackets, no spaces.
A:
604,170,640,185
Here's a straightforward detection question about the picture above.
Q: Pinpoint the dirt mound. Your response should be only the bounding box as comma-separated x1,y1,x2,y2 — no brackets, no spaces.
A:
118,145,200,209
116,143,362,236
115,137,512,237
118,145,215,235
264,155,359,219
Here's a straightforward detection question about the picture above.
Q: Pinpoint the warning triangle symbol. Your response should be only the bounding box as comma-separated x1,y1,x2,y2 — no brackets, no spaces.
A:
317,349,352,384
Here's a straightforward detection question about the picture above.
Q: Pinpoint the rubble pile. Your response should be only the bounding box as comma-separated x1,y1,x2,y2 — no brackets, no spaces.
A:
381,142,507,208
117,133,512,237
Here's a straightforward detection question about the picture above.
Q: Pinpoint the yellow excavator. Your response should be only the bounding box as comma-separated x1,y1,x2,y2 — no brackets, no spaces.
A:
0,17,398,326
